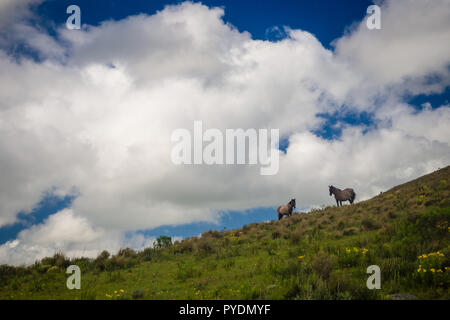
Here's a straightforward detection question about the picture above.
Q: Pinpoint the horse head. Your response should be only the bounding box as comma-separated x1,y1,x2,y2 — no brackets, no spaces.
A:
329,185,333,196
290,199,296,208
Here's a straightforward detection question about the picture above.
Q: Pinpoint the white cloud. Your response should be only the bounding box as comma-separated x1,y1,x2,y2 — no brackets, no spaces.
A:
334,0,450,95
0,0,64,60
376,102,450,145
0,1,449,265
0,0,41,29
0,209,157,266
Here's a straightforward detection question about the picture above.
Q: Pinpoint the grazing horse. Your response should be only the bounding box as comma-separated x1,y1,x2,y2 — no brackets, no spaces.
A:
329,186,355,207
277,199,296,220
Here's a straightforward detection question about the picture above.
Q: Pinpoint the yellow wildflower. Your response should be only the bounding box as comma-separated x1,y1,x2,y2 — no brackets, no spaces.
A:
120,289,125,293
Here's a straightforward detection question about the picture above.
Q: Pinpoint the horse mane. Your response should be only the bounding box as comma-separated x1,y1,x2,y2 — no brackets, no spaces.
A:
330,185,341,192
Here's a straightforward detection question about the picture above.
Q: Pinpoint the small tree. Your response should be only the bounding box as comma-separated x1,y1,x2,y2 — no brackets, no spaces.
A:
97,250,110,260
153,236,172,249
94,250,111,271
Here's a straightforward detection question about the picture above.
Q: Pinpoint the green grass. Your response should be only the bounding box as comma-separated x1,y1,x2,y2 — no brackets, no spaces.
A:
1,166,449,300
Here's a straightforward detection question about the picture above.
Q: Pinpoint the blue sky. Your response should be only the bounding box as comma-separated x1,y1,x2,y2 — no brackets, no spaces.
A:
37,0,373,45
0,0,450,258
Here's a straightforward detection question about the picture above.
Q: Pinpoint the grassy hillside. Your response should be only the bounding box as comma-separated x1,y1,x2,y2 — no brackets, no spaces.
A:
1,166,449,300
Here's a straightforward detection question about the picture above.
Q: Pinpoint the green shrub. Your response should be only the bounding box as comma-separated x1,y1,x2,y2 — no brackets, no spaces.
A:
175,240,195,254
80,288,97,300
195,238,215,255
139,247,154,261
271,230,281,239
176,262,201,281
391,207,450,251
203,229,223,238
97,250,110,260
284,281,302,299
46,266,59,273
107,271,124,282
105,256,127,270
39,252,70,269
71,257,93,271
0,265,20,286
312,252,335,280
117,248,137,258
276,260,301,279
54,253,70,268
290,226,306,244
302,274,333,299
94,250,111,270
338,247,369,268
361,218,380,231
223,258,235,270
342,227,358,236
131,288,146,299
393,195,409,210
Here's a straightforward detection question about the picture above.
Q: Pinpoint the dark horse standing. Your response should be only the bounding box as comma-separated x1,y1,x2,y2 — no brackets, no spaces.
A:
329,186,356,207
277,199,296,220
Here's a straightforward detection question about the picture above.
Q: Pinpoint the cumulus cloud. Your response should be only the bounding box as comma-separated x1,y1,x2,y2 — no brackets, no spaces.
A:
0,0,41,29
0,209,157,266
0,0,449,265
334,0,450,95
0,0,64,60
